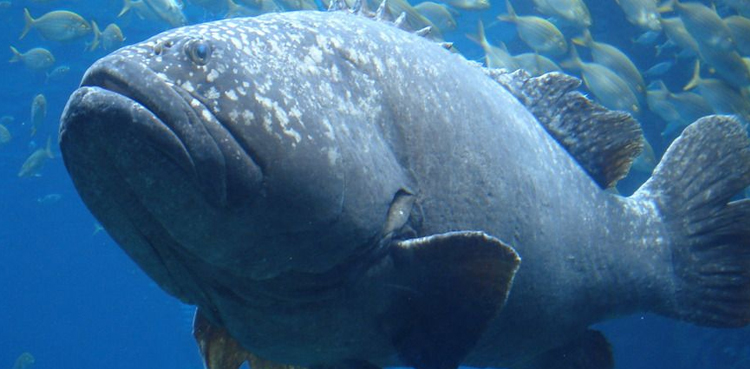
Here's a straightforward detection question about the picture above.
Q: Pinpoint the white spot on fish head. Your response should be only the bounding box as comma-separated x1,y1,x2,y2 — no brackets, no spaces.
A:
207,69,220,83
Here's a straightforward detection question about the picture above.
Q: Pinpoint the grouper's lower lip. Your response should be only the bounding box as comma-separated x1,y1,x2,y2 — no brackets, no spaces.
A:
78,56,232,208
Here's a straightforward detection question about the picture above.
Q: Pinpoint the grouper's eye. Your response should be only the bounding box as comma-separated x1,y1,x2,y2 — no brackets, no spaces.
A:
185,39,212,66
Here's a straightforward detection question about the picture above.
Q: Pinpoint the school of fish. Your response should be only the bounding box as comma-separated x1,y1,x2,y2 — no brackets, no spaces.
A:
1,0,750,366
3,0,749,182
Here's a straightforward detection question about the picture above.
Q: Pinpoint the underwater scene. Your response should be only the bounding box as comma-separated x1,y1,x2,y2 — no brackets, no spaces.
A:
1,0,750,368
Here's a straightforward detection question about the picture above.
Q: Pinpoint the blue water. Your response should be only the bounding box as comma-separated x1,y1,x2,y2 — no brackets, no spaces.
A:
1,0,749,368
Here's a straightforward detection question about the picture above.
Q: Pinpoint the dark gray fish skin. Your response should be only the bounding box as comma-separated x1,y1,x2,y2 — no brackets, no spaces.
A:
59,9,750,369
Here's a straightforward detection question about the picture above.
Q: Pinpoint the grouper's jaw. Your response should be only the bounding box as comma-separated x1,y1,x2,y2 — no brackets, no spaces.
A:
59,53,268,291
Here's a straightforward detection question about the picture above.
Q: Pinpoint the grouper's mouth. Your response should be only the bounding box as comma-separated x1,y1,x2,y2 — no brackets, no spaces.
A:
67,56,263,210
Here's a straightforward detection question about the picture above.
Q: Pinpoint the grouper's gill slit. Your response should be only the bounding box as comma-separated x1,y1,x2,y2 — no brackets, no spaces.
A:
176,85,268,174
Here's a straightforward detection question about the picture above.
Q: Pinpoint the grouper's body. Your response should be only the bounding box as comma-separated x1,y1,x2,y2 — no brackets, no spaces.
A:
59,7,750,369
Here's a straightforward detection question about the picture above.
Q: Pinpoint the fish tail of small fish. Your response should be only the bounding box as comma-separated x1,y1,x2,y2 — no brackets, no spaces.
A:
683,59,701,91
497,0,516,22
44,136,54,159
571,28,593,47
20,8,34,40
465,20,487,49
657,0,674,13
8,45,21,62
560,44,583,71
118,0,134,18
632,115,750,328
88,20,101,52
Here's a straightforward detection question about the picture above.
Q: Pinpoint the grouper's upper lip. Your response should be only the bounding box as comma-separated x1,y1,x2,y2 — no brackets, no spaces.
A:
80,55,231,208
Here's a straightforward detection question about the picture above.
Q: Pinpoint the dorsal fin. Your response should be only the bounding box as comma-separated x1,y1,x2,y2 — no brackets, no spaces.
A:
485,68,644,189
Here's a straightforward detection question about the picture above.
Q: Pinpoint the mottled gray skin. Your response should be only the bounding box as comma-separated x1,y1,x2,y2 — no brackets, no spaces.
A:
60,10,677,368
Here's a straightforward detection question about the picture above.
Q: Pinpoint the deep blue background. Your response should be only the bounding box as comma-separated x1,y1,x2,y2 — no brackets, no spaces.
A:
1,0,748,368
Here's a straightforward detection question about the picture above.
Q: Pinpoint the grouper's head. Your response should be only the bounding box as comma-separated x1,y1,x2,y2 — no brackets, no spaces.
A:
59,12,413,298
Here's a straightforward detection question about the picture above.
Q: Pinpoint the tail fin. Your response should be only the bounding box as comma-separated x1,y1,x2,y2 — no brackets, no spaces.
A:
572,29,594,47
471,20,489,49
89,20,102,51
559,45,583,71
44,136,54,159
20,8,34,40
683,59,702,91
9,46,22,63
635,115,750,327
498,0,517,22
118,0,133,17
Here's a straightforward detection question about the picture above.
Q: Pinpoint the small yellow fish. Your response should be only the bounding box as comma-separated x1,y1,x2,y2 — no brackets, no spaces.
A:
724,16,750,57
18,136,54,177
573,29,645,96
684,61,750,123
9,46,55,71
0,123,11,145
21,8,91,42
561,46,640,114
226,0,279,18
45,65,70,83
698,46,750,89
532,0,591,28
119,0,161,22
385,0,443,40
30,94,46,137
467,20,519,70
102,23,125,50
672,0,734,52
443,0,490,11
646,80,712,137
498,0,566,57
658,17,699,57
414,2,458,32
90,21,125,51
513,52,561,76
145,0,187,27
615,0,661,31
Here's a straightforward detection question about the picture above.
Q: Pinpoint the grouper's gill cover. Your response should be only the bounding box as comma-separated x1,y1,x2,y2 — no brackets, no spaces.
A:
60,6,750,369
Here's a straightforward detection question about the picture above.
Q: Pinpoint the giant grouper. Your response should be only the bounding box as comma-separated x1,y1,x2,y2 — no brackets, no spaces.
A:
58,3,750,369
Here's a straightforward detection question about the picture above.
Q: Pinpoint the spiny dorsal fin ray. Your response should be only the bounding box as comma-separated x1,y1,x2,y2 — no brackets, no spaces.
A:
375,0,392,21
329,0,438,37
393,12,407,29
414,26,432,37
485,68,644,189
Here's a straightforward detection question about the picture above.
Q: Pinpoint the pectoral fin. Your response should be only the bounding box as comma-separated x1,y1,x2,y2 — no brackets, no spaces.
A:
384,231,520,369
511,329,614,369
193,309,306,369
